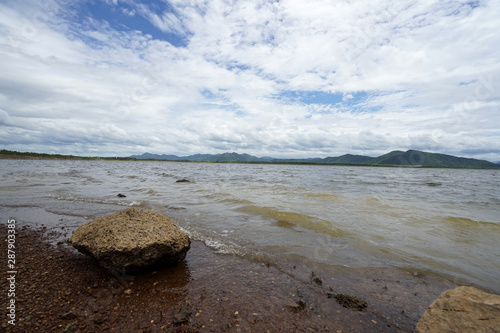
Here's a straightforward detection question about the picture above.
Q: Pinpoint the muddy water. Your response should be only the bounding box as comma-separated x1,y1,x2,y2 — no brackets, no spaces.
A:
7,159,497,330
1,159,499,293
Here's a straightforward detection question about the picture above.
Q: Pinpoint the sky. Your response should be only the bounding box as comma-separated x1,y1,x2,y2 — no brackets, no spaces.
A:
1,0,499,161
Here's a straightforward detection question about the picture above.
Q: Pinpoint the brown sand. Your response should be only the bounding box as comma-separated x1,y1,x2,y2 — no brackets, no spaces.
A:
1,223,454,332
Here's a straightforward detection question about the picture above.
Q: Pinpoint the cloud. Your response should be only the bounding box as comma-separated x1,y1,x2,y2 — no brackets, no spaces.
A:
0,0,499,160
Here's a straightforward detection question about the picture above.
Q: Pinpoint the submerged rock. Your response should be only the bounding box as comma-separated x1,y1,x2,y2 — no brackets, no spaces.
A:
69,208,190,273
415,286,500,333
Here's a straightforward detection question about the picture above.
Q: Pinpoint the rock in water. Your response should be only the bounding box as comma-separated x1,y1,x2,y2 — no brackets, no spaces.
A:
415,286,500,333
69,208,190,273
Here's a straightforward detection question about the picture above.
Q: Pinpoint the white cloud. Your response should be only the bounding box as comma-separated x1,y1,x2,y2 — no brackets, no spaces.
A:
0,0,499,160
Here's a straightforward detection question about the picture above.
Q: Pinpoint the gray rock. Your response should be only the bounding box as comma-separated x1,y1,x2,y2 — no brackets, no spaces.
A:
415,286,500,333
69,208,190,273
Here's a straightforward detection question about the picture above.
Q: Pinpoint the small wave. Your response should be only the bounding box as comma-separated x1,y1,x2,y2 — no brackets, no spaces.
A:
161,173,175,178
302,191,346,200
47,192,136,207
443,216,499,229
219,197,254,205
58,169,82,178
237,205,350,238
129,201,149,207
180,228,249,256
83,176,101,183
198,191,255,205
275,220,295,228
165,205,187,210
134,188,157,195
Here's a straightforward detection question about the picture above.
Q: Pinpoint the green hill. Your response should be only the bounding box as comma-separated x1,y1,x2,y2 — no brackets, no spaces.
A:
325,154,375,164
370,150,499,169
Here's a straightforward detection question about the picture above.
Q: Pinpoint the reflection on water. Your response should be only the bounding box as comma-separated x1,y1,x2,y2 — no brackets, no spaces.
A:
0,159,499,293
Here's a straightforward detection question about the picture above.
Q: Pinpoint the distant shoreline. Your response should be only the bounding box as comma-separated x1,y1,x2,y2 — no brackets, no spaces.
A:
1,149,499,169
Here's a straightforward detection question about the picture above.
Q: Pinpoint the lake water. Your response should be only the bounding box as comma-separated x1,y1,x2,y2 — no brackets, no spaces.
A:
1,159,499,294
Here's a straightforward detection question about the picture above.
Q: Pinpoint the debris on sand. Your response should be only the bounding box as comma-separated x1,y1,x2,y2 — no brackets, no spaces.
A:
333,294,368,311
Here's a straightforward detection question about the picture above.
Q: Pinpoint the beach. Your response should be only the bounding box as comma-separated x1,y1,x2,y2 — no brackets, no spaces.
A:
1,216,456,333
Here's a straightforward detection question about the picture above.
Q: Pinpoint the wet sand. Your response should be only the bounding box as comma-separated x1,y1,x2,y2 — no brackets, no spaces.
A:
1,215,457,332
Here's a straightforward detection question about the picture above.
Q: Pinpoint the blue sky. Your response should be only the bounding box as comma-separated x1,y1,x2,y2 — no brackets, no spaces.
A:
1,0,499,160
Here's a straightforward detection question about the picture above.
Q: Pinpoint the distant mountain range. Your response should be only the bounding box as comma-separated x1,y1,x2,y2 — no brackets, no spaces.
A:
1,149,498,168
130,150,500,169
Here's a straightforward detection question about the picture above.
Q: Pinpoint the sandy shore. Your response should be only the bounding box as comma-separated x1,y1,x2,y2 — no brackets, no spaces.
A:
1,219,456,332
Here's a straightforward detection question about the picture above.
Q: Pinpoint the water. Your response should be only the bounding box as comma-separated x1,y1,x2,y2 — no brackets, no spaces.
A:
1,159,499,293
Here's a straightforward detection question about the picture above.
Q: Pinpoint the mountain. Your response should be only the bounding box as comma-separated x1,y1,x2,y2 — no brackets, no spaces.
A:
323,154,375,164
2,149,497,169
129,150,500,169
371,150,500,169
130,153,183,160
130,152,258,162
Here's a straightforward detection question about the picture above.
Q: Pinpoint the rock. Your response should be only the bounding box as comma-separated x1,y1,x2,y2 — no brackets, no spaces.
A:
334,294,367,311
176,179,190,183
173,309,192,324
60,311,77,320
94,317,104,325
69,208,190,273
284,300,306,310
284,301,300,309
415,286,500,333
64,323,75,332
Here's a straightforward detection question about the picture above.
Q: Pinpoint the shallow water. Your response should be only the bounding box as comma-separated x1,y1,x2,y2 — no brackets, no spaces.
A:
1,159,499,293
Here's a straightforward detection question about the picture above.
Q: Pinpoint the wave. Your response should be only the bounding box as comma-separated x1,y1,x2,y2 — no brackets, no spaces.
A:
179,227,251,257
301,191,346,200
47,192,147,207
425,182,442,187
132,188,157,195
236,205,350,238
241,184,348,202
443,216,499,229
201,192,254,205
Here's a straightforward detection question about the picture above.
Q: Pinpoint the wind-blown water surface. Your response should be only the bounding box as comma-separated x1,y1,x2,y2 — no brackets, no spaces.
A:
1,160,498,293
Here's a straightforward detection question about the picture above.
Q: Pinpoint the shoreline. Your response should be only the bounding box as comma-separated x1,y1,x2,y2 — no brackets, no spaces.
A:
2,156,499,171
1,220,457,332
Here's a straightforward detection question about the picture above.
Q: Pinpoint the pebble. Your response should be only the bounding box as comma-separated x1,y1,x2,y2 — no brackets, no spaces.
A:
285,301,300,308
63,323,75,332
60,311,77,320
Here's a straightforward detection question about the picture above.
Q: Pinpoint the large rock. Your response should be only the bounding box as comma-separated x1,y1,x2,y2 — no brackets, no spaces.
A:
415,286,500,333
69,208,190,273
